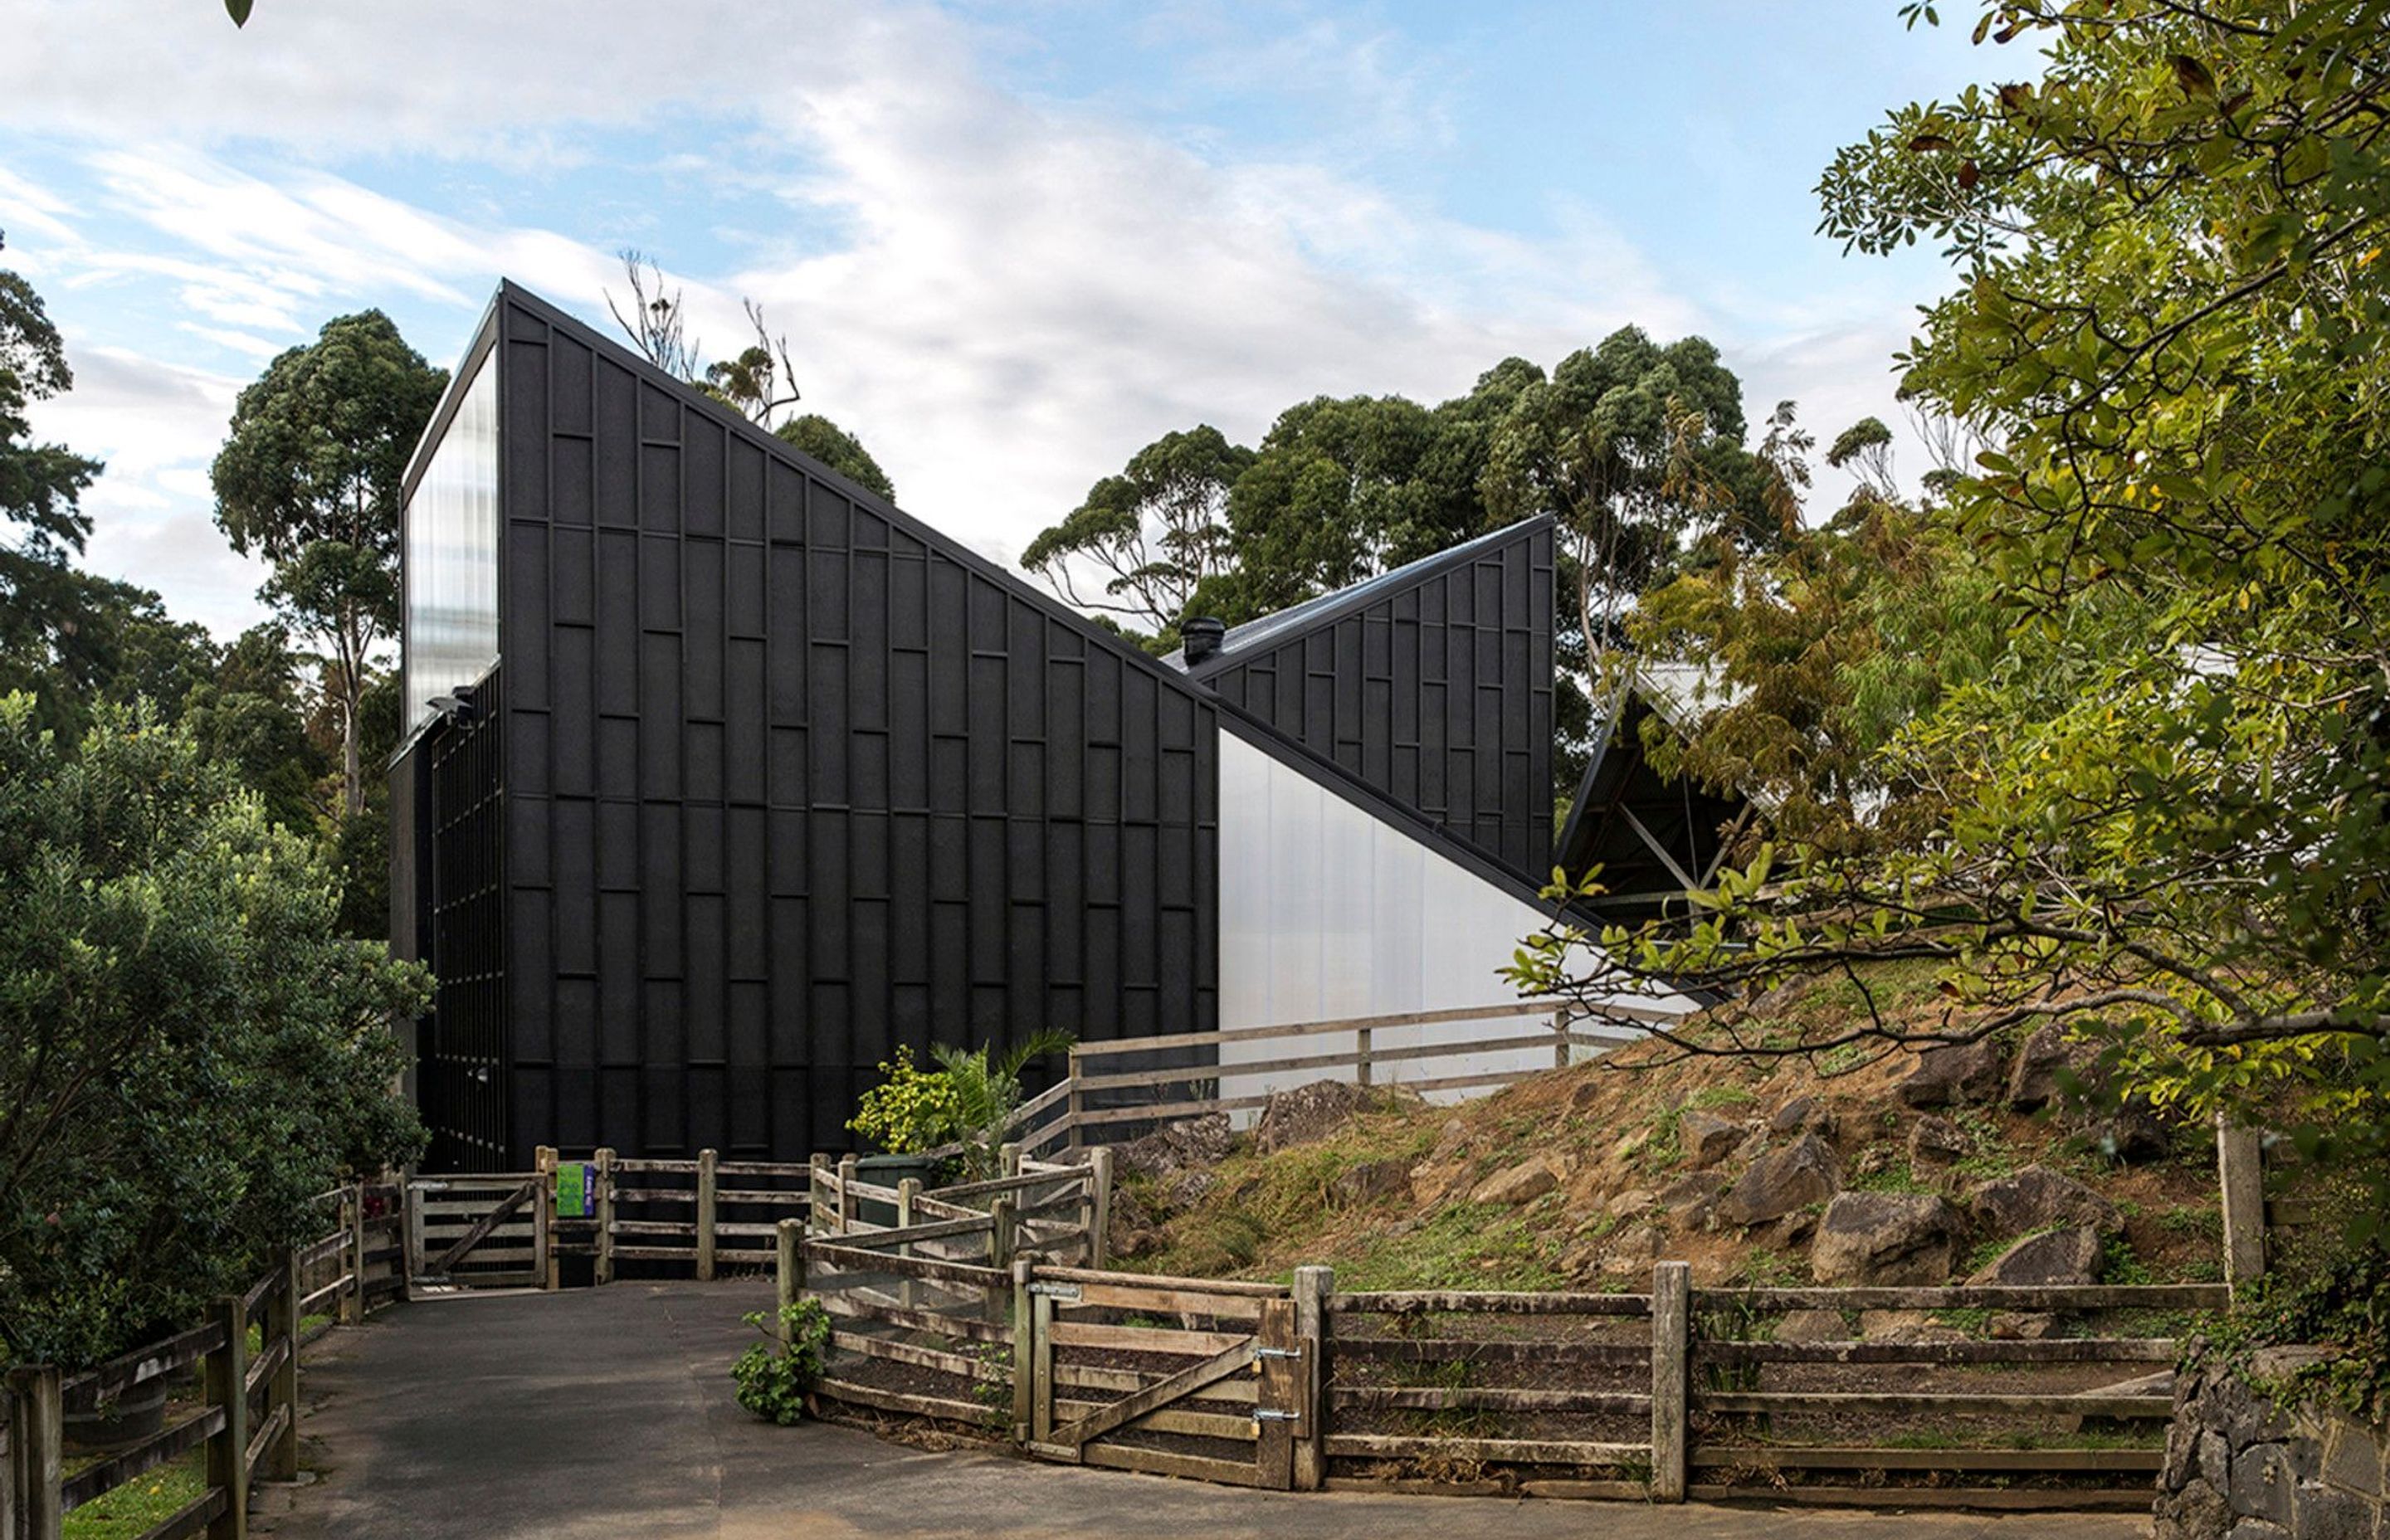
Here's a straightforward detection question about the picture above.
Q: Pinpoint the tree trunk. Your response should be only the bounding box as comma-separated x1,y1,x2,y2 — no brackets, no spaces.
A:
344,692,363,818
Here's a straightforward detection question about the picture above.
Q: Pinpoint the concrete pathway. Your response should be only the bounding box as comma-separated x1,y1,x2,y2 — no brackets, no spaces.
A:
256,1280,2150,1539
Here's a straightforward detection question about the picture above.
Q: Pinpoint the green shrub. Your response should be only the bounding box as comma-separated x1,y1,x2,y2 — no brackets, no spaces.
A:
846,1046,963,1154
731,1300,832,1425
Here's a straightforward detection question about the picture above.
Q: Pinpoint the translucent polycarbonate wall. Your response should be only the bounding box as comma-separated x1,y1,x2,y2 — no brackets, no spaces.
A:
1214,733,1690,1107
402,357,500,731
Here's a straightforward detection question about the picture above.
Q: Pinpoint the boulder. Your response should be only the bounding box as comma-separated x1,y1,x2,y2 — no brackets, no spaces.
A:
1656,1171,1726,1223
1967,1164,2124,1238
1859,1309,1968,1344
1680,1109,1746,1169
2152,1477,2231,1540
1909,1114,1969,1165
1115,1114,1236,1186
2067,1096,2173,1165
2007,1022,2084,1112
1968,1226,2102,1287
1607,1188,1657,1220
1988,1311,2060,1340
1896,1038,2007,1108
1329,1157,1412,1208
1718,1133,1841,1227
1810,1191,1963,1286
1256,1081,1376,1153
1470,1157,1560,1207
1770,1096,1833,1138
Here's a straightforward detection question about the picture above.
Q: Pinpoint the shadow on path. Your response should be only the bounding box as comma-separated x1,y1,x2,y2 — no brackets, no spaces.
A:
254,1280,2150,1540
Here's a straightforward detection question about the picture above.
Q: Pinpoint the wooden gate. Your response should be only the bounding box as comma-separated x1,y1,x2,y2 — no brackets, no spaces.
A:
1021,1267,1307,1489
406,1172,548,1289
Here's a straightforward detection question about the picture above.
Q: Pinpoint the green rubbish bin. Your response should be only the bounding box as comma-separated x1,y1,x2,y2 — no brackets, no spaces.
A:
853,1153,942,1226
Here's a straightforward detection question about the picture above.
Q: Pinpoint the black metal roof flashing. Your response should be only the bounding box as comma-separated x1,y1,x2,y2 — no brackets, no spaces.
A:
1554,675,1753,921
484,280,1231,714
1165,516,1557,678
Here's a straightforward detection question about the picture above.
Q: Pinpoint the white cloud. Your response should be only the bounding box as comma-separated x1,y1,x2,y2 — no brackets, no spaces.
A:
3,0,1936,637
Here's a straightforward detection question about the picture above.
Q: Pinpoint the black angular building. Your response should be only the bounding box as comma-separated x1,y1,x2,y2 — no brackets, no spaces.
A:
391,282,1581,1171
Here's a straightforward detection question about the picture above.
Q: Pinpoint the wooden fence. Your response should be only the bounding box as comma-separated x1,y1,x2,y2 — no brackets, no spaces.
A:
1007,997,1682,1157
777,1230,2227,1511
2,1185,399,1540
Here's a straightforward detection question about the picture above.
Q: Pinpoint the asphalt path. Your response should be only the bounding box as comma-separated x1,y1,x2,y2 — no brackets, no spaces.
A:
254,1279,2151,1539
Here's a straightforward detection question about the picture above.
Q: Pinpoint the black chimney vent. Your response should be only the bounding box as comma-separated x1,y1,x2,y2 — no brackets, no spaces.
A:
1182,616,1227,664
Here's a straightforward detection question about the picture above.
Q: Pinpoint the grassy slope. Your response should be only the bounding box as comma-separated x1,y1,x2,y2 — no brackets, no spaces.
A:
1124,971,2227,1292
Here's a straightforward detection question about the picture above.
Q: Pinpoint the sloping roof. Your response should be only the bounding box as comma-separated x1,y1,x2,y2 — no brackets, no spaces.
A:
1554,667,1753,921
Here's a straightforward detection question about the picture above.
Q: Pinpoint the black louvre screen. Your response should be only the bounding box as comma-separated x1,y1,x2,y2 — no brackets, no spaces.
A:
421,666,510,1170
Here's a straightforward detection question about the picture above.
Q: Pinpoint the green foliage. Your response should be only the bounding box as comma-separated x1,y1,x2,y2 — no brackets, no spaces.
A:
1019,425,1252,641
773,414,895,502
211,310,445,816
930,1031,1075,1181
846,1046,963,1154
2208,1243,2390,1421
0,696,427,1368
730,1299,832,1425
1514,0,2390,1244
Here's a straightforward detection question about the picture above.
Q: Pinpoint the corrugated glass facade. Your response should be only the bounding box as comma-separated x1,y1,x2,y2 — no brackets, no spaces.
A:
402,355,500,731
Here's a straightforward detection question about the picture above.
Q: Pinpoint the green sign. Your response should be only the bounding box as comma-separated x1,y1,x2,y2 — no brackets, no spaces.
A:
556,1162,589,1218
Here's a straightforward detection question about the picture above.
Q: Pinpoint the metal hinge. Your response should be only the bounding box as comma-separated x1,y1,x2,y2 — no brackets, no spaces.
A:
1252,1408,1302,1423
1253,1345,1304,1360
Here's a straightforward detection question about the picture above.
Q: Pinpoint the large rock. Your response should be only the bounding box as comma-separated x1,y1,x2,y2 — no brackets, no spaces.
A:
1329,1157,1412,1207
1895,1038,2007,1107
1256,1081,1376,1153
1680,1109,1746,1169
1656,1171,1726,1224
1770,1096,1834,1138
1116,1113,1235,1181
1718,1133,1841,1227
1968,1226,2102,1287
2007,1022,2085,1112
1909,1114,1968,1165
1967,1164,2123,1238
1470,1157,1560,1206
1809,1191,1963,1285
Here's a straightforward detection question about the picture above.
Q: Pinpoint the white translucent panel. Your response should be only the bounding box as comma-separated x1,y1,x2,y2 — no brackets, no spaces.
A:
402,358,500,731
1216,734,1693,1112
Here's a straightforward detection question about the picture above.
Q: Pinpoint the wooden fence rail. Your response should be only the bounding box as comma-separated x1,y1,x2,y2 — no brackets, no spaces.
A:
776,1232,2226,1513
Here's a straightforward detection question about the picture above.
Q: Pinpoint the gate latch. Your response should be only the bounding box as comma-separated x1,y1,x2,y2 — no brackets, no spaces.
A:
1252,1408,1302,1423
1253,1346,1303,1360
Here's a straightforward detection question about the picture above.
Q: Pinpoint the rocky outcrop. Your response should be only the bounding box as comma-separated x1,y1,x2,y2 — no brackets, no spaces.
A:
2157,1352,2385,1540
1115,1114,1237,1206
1256,1081,1377,1153
1680,1109,1746,1169
1718,1133,1841,1227
1809,1191,1962,1286
1470,1156,1561,1206
1967,1164,2124,1237
1968,1226,2102,1287
1895,1038,2006,1108
1909,1114,1968,1165
2007,1022,2082,1112
1329,1157,1412,1207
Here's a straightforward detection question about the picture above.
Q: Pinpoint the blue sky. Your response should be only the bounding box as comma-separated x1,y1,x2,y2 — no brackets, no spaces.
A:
2,0,1993,640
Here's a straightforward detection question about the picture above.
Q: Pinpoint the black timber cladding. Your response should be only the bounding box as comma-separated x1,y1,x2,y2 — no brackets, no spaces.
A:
418,665,510,1170
480,283,1218,1165
1188,519,1557,880
1555,689,1750,920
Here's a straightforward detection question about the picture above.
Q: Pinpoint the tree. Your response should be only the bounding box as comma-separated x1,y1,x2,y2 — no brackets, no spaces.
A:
183,623,332,835
211,311,446,816
775,415,895,501
1020,425,1255,643
1514,0,2390,1221
0,695,426,1367
605,251,894,499
0,232,105,711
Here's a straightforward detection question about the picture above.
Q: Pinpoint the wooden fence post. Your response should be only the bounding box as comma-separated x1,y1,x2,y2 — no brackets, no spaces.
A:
1085,1148,1113,1270
206,1293,249,1539
998,1142,1021,1179
1030,1286,1056,1445
2218,1114,2266,1297
1553,1006,1571,1072
266,1250,301,1480
836,1154,857,1235
697,1148,719,1283
1256,1299,1300,1490
403,1180,425,1302
7,1365,62,1540
1651,1260,1690,1503
594,1148,617,1286
1066,1051,1085,1152
807,1154,829,1238
895,1177,919,1309
774,1218,804,1322
1290,1265,1332,1492
1010,1259,1034,1443
989,1196,1017,1327
1356,1025,1373,1087
339,1187,365,1327
534,1146,558,1292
